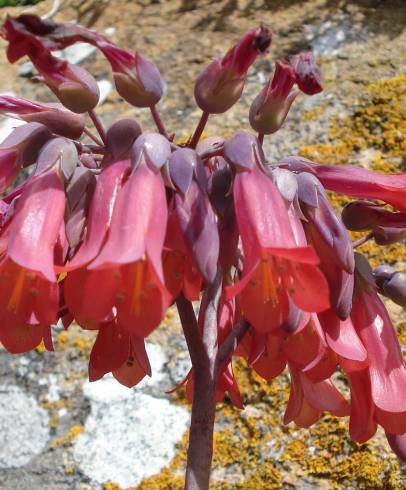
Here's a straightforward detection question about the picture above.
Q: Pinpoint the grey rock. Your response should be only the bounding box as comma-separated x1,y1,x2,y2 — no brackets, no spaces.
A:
74,385,189,487
0,385,50,469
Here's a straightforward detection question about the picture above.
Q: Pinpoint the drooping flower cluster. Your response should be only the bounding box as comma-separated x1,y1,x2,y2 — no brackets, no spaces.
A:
0,14,406,461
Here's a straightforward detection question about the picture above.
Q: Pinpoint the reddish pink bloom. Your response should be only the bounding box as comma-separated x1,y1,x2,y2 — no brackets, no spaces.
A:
345,368,377,443
7,170,65,282
386,433,406,462
318,309,367,362
297,172,355,319
0,169,64,352
282,314,336,382
163,208,202,301
284,364,349,428
89,320,151,387
0,320,53,354
247,332,287,381
351,287,406,434
226,165,329,333
81,161,171,337
67,160,131,270
283,158,406,215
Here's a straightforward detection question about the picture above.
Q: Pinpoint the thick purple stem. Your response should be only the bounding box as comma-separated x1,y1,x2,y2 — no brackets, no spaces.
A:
189,111,209,149
353,231,374,249
84,126,104,146
88,109,107,144
215,318,250,374
150,105,170,139
176,269,222,490
258,133,264,145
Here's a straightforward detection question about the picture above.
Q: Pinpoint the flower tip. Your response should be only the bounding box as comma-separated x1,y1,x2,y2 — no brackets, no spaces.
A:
252,25,272,54
292,51,323,96
386,432,406,462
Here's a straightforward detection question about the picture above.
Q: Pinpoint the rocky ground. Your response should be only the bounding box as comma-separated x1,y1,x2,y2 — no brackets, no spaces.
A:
0,0,405,488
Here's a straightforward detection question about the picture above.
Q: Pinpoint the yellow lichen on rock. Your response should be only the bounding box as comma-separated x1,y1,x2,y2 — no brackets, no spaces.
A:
50,425,84,449
56,326,96,358
300,75,406,168
136,355,405,489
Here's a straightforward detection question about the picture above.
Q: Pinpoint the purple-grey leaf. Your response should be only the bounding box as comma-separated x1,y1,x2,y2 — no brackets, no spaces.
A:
196,135,225,159
209,162,233,217
224,131,265,171
383,272,406,308
277,156,316,174
271,168,298,203
106,118,142,161
35,137,78,181
281,298,304,333
175,180,219,283
66,166,96,212
131,132,171,171
0,122,52,167
168,148,194,195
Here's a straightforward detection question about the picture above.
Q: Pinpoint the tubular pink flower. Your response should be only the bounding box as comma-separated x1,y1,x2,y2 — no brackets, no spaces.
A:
85,161,171,337
282,158,406,215
226,166,330,333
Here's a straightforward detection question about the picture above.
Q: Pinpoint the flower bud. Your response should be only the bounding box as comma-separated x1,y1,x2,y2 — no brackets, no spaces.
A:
0,95,85,139
382,272,406,308
44,62,100,114
249,61,297,134
194,26,271,114
101,44,164,108
373,226,406,245
341,201,383,231
1,17,99,113
291,52,323,95
386,433,406,462
373,265,396,290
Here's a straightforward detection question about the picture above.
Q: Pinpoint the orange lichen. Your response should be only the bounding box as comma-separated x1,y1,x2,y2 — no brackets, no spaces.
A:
50,425,84,448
